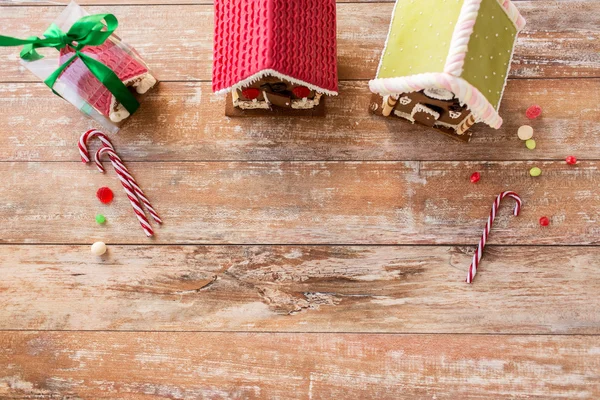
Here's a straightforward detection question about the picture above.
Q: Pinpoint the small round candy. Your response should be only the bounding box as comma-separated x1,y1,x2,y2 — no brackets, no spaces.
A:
525,139,536,150
517,125,534,141
97,187,114,204
91,241,107,256
241,88,260,100
529,167,542,177
539,216,550,226
95,214,106,224
566,155,577,165
470,172,481,183
292,86,311,99
526,105,542,120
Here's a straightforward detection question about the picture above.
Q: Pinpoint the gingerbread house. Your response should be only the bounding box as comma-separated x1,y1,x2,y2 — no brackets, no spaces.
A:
369,0,526,141
212,0,338,114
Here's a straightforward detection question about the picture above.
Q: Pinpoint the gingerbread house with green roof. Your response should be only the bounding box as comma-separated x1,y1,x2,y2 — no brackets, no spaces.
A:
369,0,526,141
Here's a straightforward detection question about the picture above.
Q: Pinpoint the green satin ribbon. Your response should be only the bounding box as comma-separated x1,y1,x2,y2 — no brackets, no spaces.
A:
0,14,139,115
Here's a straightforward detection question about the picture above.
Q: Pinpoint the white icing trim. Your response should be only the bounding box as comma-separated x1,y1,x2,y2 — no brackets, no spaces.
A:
369,72,502,129
399,96,412,105
262,91,271,106
449,110,463,119
291,93,322,109
215,69,338,96
434,113,471,130
233,92,322,110
434,120,458,130
411,103,440,120
235,99,271,110
132,73,157,94
109,97,129,122
394,110,415,122
424,88,454,101
444,0,482,77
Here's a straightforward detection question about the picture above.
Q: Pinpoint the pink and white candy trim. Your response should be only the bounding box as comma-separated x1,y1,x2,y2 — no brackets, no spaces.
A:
466,191,522,283
369,72,503,129
444,0,482,77
445,0,526,77
500,0,526,30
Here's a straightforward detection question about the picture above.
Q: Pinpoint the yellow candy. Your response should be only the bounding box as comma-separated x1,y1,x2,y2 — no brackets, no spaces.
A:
529,167,542,177
525,139,536,150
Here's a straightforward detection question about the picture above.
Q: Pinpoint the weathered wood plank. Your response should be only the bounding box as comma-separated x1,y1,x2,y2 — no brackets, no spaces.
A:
1,79,598,162
1,332,598,399
0,2,598,82
0,161,597,245
1,244,598,332
0,0,576,7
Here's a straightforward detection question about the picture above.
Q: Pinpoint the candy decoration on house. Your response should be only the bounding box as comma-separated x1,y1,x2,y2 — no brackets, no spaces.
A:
466,191,522,283
79,129,162,237
212,0,338,116
369,0,526,141
0,2,157,133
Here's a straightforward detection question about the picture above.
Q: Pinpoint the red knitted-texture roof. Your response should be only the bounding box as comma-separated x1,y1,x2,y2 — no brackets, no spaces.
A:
58,40,149,118
212,0,338,94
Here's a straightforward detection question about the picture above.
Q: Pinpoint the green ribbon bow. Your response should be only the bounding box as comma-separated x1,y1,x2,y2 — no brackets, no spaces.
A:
0,14,139,115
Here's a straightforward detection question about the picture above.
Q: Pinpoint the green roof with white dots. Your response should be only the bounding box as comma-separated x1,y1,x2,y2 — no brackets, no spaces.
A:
377,0,518,109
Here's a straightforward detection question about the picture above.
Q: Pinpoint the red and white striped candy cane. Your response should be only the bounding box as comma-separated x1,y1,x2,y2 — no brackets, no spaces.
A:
466,191,522,283
79,129,114,166
95,146,162,225
96,146,155,237
79,130,162,225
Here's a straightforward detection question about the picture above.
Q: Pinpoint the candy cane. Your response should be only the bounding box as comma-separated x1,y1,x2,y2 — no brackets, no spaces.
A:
96,146,154,237
79,129,113,166
94,146,162,225
466,191,522,283
79,130,162,224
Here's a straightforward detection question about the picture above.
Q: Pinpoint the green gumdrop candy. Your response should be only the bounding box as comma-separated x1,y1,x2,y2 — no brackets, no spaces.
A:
525,139,536,150
529,167,542,177
95,214,106,224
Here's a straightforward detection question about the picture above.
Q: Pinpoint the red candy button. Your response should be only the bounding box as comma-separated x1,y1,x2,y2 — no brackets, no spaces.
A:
292,86,311,99
526,105,542,120
97,187,114,204
566,155,577,165
241,88,260,100
539,216,550,226
470,172,481,183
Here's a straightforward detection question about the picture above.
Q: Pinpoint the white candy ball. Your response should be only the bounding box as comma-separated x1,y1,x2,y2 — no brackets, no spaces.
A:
91,242,107,256
518,125,534,140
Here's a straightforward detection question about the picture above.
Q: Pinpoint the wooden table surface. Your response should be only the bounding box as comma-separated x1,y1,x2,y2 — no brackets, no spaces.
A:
1,0,599,398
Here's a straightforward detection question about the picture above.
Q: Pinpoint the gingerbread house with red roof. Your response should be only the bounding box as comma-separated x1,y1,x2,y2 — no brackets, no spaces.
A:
212,0,338,113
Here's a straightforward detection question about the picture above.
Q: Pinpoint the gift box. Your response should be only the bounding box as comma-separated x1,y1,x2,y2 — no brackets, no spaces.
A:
0,1,157,133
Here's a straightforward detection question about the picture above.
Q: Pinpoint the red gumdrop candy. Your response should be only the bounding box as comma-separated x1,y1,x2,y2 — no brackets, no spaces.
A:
566,155,577,165
292,86,311,99
526,105,542,120
241,88,260,100
97,187,114,204
539,216,550,226
470,172,481,183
